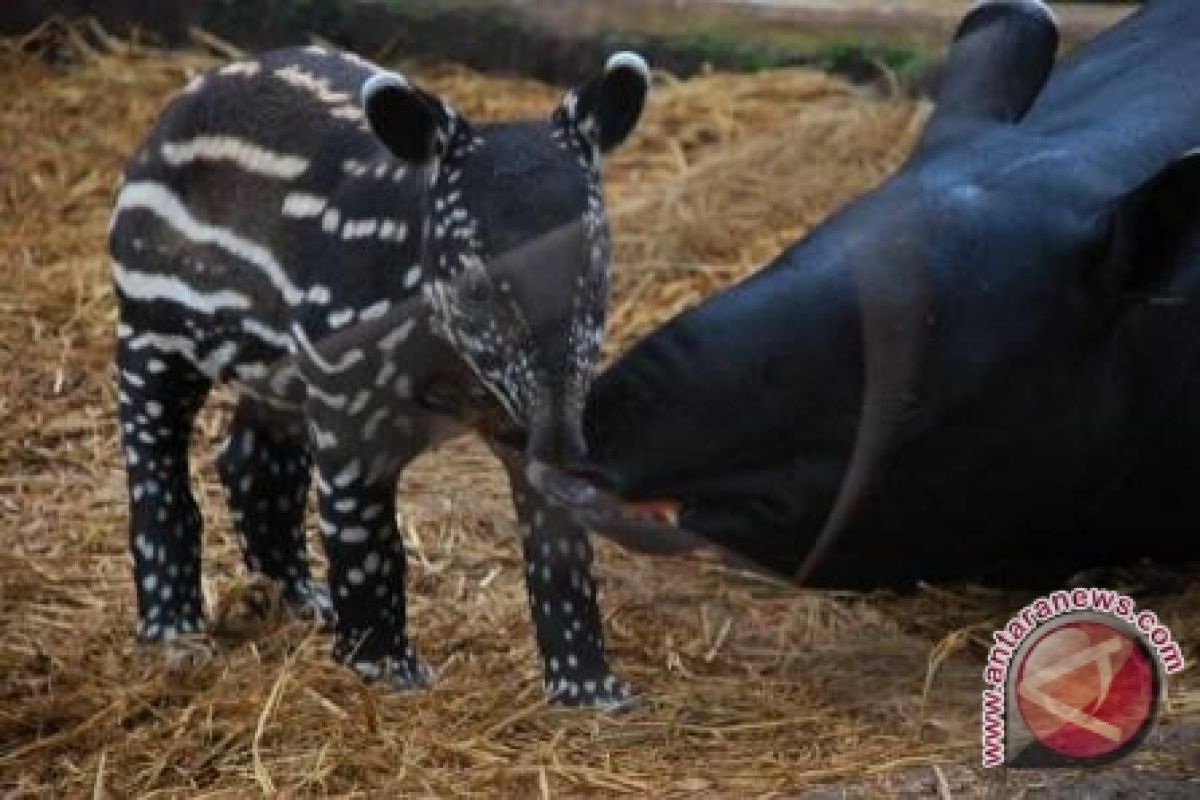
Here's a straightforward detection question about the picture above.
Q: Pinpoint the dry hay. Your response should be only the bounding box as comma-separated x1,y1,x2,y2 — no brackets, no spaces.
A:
2,22,1198,799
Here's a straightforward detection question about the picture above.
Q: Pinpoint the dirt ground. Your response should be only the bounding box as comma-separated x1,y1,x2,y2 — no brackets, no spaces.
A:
1,22,1197,799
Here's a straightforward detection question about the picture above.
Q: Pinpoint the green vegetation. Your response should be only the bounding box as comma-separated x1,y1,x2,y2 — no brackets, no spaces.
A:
817,40,928,78
194,0,936,87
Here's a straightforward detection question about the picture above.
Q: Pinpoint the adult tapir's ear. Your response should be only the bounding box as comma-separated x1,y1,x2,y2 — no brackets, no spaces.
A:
560,52,650,153
362,71,463,164
1095,150,1200,300
916,0,1058,157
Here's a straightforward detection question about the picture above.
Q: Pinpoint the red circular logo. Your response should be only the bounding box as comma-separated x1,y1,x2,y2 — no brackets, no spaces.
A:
1015,620,1156,761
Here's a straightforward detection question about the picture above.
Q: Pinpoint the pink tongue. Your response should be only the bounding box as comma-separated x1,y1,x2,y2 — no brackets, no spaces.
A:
626,500,680,525
525,460,674,523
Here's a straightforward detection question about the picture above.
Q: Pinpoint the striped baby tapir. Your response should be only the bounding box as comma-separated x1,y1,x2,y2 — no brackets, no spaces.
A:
109,45,649,706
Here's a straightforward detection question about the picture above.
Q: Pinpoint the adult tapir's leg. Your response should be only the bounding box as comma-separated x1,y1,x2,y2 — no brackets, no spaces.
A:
117,333,211,640
917,0,1059,154
497,452,632,709
216,397,331,621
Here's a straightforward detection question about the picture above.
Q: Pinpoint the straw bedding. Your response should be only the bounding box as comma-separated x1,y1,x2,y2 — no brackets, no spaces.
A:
1,23,1197,798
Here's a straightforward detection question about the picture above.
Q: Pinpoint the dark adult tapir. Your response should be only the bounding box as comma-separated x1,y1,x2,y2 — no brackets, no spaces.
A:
577,0,1200,588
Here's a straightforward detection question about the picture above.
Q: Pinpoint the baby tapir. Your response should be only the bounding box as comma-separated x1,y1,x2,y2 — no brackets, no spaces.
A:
109,45,649,706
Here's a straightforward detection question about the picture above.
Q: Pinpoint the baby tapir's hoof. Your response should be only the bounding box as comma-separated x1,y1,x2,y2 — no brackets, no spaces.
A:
281,581,335,626
161,632,218,676
349,651,438,692
135,628,216,679
546,673,636,711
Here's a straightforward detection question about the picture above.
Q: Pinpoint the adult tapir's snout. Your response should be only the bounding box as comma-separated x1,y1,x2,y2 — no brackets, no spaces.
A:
579,0,1200,586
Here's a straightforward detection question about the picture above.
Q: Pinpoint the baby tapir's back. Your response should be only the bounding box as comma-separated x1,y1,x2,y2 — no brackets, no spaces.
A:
110,47,425,388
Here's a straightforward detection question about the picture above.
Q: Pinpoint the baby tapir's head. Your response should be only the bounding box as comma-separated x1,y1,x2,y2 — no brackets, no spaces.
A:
360,53,649,463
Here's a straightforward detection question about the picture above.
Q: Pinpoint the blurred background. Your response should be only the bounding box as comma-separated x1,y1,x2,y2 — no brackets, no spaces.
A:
2,1,1136,88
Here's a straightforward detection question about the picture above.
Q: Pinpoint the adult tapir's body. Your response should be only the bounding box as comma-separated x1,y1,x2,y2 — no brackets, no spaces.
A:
582,0,1200,586
111,45,648,704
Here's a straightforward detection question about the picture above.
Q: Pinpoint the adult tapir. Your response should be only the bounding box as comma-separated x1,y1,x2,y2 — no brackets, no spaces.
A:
576,0,1200,587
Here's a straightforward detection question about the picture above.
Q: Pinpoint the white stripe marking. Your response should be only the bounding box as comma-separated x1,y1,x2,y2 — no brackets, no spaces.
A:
340,51,377,71
360,300,390,321
126,332,238,378
160,136,308,179
307,384,348,410
291,322,365,373
378,317,416,350
219,61,261,77
275,65,352,106
236,363,269,381
330,105,365,122
115,181,317,306
363,408,389,439
113,260,252,314
241,319,294,352
347,389,371,416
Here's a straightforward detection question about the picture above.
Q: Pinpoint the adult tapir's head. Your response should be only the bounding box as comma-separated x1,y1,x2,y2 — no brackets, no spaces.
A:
575,0,1200,584
359,54,649,463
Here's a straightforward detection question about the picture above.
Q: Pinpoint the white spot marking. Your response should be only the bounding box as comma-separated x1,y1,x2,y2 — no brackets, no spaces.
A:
282,191,328,218
333,460,361,488
341,526,369,544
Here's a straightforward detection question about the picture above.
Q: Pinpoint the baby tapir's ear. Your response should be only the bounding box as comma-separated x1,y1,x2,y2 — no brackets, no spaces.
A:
561,52,650,153
362,71,462,164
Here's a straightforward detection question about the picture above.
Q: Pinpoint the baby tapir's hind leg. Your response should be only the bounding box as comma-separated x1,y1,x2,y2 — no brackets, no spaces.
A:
499,455,632,709
117,335,210,640
216,397,331,621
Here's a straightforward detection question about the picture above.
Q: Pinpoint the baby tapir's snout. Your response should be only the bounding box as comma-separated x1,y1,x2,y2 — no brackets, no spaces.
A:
527,388,589,463
488,217,597,464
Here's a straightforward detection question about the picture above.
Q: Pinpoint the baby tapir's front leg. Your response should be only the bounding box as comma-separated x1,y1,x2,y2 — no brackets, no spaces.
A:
119,341,211,640
499,452,633,708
